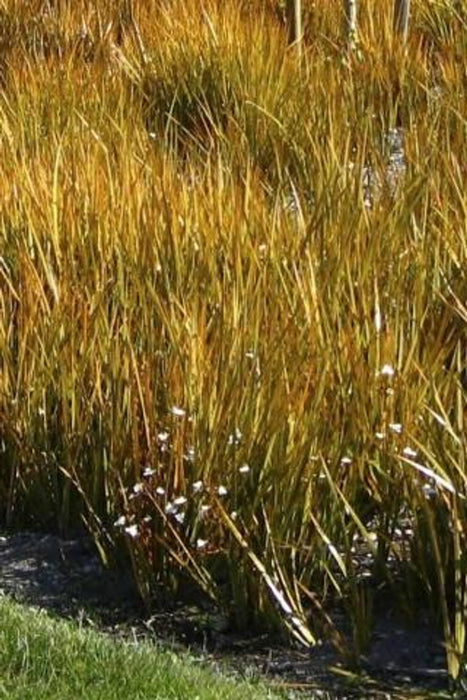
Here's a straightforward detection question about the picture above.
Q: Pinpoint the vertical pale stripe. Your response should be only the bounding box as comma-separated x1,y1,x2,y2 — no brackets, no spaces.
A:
394,0,411,43
344,0,358,50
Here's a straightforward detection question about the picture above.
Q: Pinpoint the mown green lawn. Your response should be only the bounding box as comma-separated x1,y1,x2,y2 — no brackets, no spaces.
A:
0,597,284,700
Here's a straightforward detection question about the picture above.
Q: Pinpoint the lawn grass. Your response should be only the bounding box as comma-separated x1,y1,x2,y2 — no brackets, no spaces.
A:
0,596,283,700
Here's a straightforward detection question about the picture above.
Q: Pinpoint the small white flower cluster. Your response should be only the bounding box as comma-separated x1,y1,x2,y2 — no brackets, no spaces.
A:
374,422,403,441
170,406,186,418
114,453,257,557
114,516,140,540
227,427,242,447
192,480,203,493
164,496,187,524
173,496,188,507
379,364,395,377
129,482,145,501
402,446,417,458
124,524,139,538
184,447,196,463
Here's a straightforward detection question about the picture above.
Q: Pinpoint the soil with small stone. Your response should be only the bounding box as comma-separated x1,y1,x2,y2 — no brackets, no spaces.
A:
0,530,449,699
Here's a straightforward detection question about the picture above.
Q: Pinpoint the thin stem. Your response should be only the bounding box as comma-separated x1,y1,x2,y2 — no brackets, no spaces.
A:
344,0,358,51
394,0,411,43
286,0,303,58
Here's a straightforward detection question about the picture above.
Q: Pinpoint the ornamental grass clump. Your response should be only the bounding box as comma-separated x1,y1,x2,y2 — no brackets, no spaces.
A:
0,0,465,688
126,10,309,191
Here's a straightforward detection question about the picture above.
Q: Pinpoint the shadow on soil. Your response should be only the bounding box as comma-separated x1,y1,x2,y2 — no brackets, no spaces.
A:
0,530,451,699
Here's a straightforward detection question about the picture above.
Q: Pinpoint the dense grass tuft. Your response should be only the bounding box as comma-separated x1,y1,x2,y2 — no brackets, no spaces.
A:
0,0,465,686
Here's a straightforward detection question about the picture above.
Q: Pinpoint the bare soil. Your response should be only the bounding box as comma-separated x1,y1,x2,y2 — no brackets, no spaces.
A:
0,530,449,699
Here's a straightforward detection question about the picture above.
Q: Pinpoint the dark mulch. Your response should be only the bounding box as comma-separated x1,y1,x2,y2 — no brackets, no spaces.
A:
0,530,449,699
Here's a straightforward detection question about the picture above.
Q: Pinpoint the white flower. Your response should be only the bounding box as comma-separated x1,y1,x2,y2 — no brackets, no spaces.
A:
217,485,228,496
389,423,403,434
340,457,352,466
375,432,385,440
133,483,144,495
402,446,418,458
173,496,188,507
230,511,238,520
170,406,186,418
155,486,165,496
143,467,155,478
192,480,204,493
174,512,185,524
143,515,152,523
200,504,211,515
184,447,196,462
124,524,139,538
380,364,395,377
114,516,126,528
239,464,250,474
196,538,208,549
157,431,170,442
227,428,242,446
165,502,176,514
